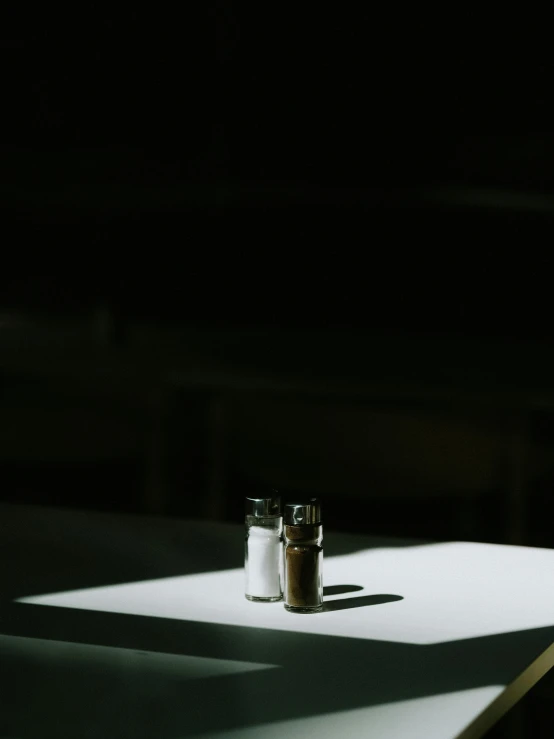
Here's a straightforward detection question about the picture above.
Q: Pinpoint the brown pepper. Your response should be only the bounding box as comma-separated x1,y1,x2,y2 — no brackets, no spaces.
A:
284,514,323,612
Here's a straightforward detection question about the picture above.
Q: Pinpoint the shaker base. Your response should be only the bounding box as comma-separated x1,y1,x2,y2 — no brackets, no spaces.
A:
285,603,322,613
245,594,283,602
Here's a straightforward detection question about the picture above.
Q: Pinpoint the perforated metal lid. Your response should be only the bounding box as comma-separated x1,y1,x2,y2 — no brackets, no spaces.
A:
245,493,281,517
284,499,321,525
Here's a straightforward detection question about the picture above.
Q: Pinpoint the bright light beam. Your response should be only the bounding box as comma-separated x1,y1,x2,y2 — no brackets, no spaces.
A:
17,541,554,645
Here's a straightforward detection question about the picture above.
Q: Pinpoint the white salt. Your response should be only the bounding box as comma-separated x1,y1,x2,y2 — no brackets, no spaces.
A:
246,525,283,599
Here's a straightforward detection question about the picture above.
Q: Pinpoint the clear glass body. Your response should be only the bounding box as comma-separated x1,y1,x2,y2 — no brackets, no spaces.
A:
245,514,283,602
284,523,323,613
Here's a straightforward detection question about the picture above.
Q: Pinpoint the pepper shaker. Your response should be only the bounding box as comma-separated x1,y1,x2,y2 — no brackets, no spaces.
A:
284,499,323,613
245,494,283,602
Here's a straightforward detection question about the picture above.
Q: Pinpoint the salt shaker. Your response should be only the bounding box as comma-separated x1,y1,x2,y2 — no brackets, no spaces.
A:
284,499,323,612
245,494,283,602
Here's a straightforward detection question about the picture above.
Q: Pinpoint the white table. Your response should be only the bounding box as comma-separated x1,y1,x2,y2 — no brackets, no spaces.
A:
1,504,553,739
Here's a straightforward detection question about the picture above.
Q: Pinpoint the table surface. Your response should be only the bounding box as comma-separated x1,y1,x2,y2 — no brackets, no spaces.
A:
1,504,554,739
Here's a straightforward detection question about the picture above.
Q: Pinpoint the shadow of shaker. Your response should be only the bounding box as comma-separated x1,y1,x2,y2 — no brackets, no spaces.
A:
323,594,404,612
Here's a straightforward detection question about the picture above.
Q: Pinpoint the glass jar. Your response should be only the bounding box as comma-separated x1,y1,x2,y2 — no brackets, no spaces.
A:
245,495,283,602
284,499,323,613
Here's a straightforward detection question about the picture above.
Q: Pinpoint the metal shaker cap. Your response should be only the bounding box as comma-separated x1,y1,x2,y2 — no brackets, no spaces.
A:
245,493,281,517
284,499,322,525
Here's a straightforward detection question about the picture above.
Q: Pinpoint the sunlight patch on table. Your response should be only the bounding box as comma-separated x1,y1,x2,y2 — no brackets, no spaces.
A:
17,541,554,644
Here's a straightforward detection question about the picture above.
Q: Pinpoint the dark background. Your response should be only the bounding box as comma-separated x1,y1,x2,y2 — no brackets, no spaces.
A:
1,6,554,736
